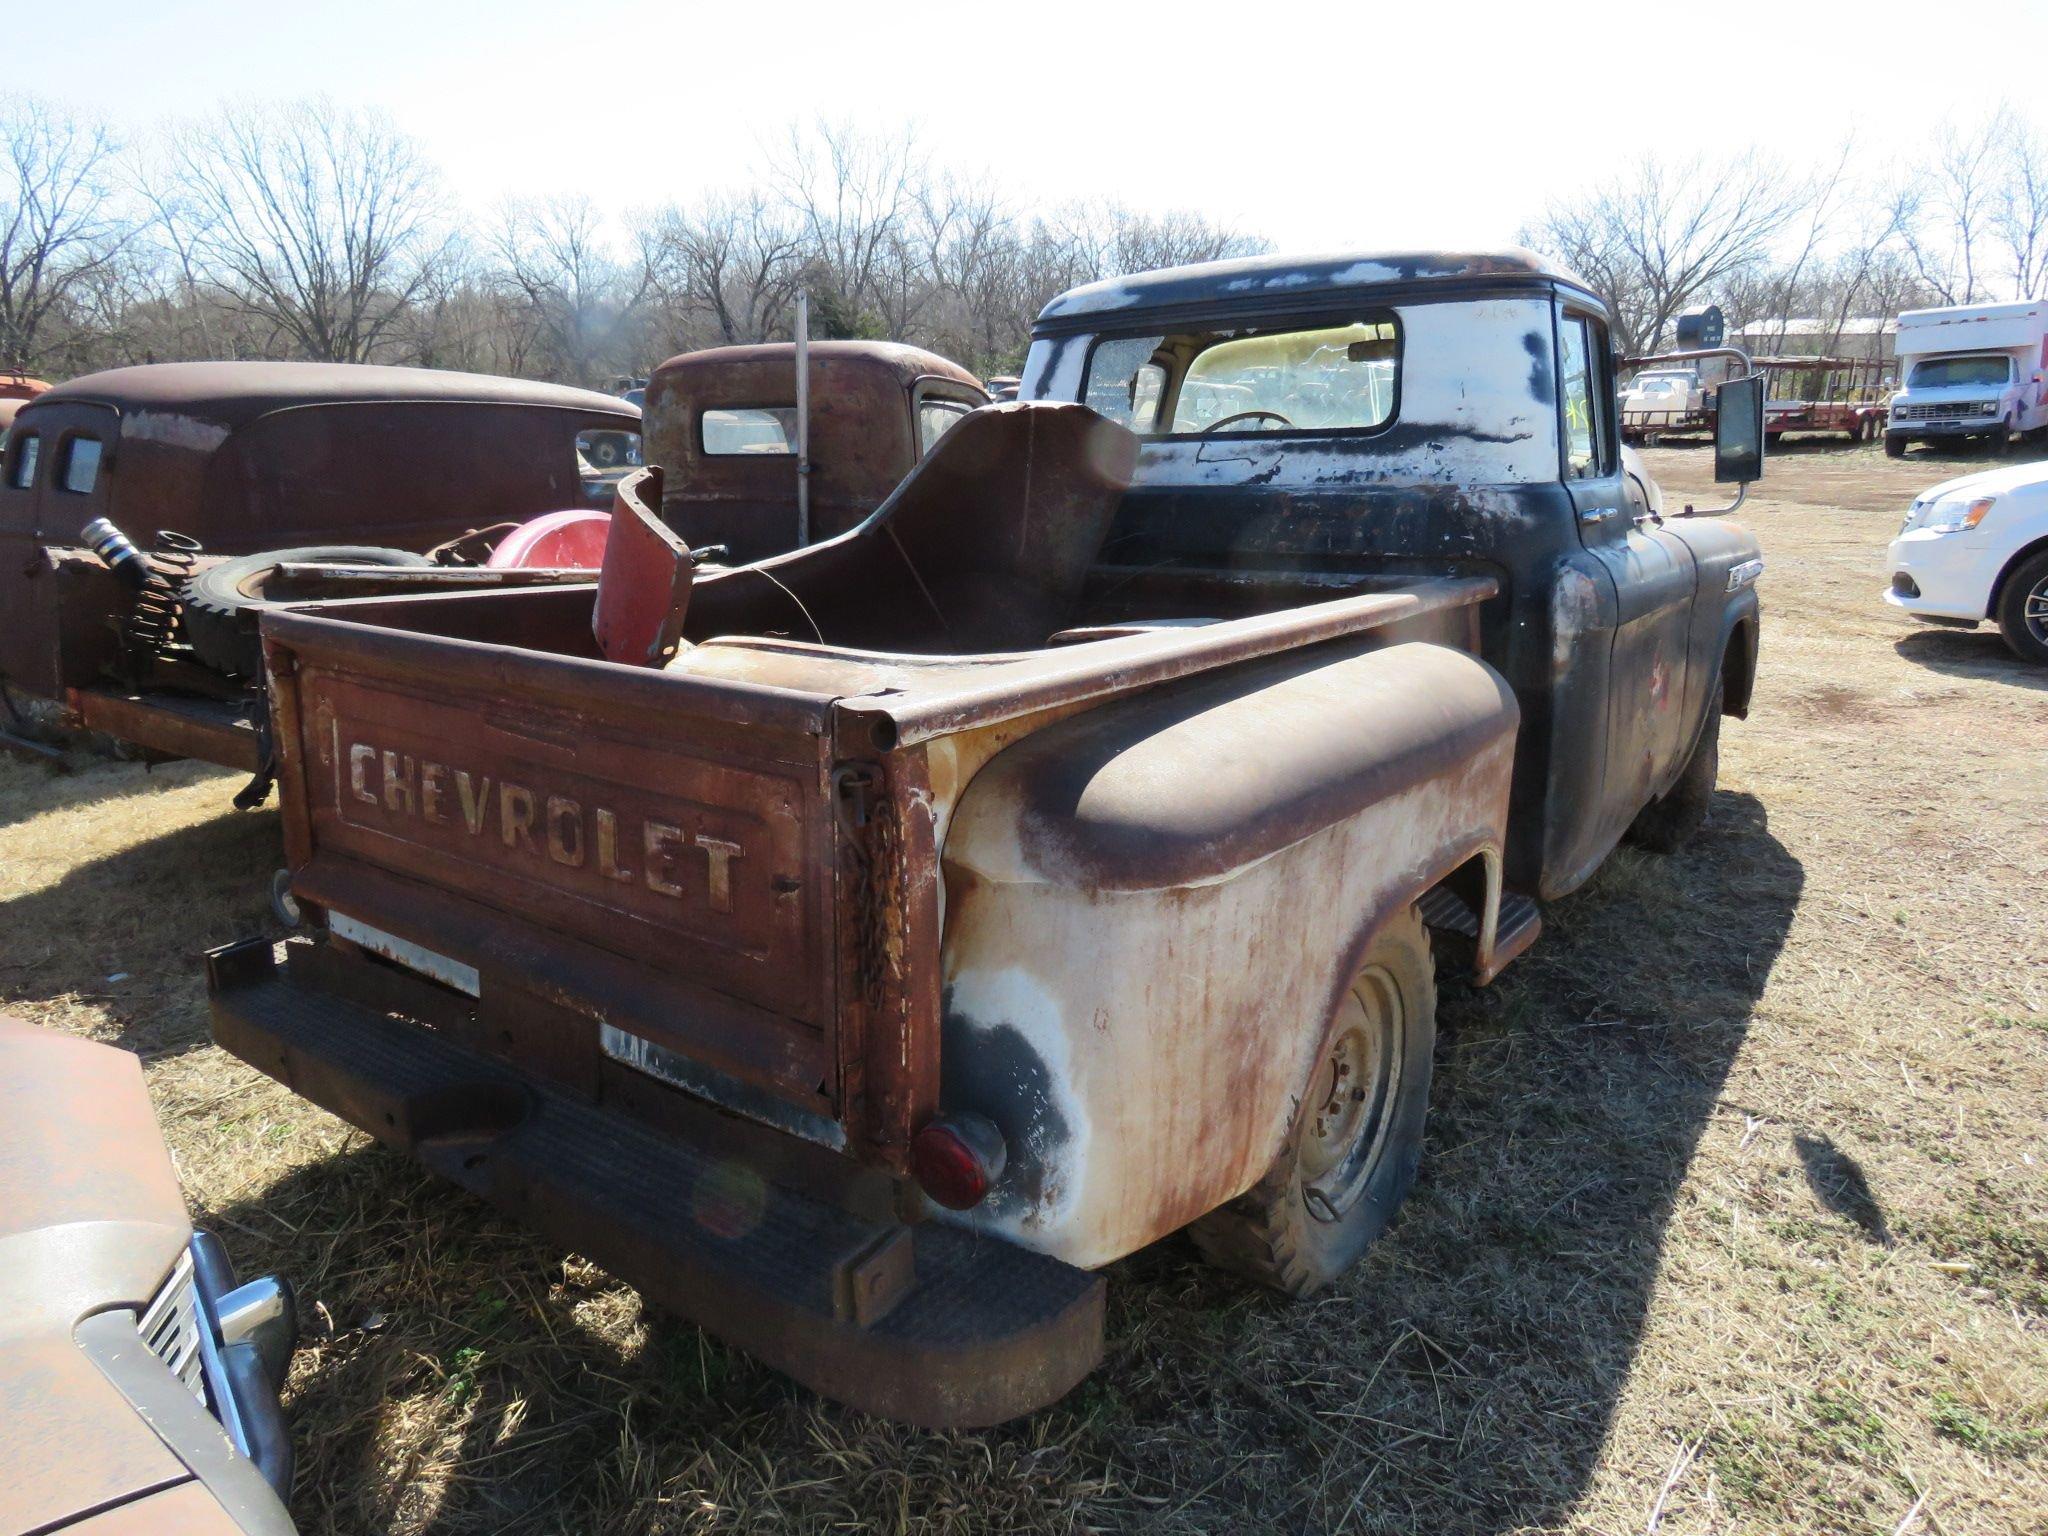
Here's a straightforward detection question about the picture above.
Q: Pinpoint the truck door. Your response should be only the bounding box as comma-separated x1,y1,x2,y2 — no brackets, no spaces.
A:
0,400,120,694
1556,310,1698,835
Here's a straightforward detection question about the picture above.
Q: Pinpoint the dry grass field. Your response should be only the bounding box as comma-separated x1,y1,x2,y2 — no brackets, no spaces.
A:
2,439,2043,1535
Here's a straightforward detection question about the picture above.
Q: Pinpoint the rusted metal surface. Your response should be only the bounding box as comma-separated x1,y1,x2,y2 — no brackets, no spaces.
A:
0,361,640,772
0,1017,285,1536
592,467,692,667
642,340,987,561
933,641,1516,1267
208,942,1106,1428
66,687,265,773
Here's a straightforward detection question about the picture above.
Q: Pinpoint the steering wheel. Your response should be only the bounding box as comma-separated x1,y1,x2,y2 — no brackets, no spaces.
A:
1202,408,1293,433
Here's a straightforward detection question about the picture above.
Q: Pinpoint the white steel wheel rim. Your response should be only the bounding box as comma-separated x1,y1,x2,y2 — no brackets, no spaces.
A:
1300,964,1404,1222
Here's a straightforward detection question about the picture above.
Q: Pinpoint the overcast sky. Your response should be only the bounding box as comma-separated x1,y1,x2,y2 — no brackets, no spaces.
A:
16,0,2044,253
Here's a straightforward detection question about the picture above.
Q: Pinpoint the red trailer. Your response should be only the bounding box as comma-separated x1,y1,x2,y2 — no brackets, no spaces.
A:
1756,355,1891,443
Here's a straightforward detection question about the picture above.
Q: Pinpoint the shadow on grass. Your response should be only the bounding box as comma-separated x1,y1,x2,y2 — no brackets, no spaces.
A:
0,806,278,1059
198,788,1801,1536
1793,1133,1893,1248
1894,627,2048,690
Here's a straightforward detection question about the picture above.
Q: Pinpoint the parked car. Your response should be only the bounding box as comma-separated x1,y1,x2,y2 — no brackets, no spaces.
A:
0,1015,297,1536
1886,458,2048,663
642,340,989,562
205,248,1763,1428
0,362,639,776
1886,299,2048,455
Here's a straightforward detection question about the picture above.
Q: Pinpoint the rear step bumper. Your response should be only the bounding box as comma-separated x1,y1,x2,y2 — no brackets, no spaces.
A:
203,937,1104,1428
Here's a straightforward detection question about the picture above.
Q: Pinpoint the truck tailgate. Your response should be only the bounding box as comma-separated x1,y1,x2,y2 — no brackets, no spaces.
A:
269,614,843,1121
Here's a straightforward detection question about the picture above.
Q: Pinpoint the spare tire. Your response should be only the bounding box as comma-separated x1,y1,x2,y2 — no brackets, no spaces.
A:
183,545,431,678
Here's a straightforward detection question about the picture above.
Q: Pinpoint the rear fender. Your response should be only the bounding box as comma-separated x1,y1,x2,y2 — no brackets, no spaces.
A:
933,640,1518,1269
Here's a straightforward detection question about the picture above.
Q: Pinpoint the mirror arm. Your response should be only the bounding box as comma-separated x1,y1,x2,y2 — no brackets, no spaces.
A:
1681,482,1749,519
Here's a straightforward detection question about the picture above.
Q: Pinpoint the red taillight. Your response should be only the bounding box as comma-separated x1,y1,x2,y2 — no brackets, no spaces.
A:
909,1113,1007,1210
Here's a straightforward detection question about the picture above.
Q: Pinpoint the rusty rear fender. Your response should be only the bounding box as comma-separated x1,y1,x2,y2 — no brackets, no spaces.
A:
932,640,1518,1269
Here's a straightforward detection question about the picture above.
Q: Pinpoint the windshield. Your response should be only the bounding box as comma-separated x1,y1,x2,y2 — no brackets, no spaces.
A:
1909,355,2012,389
1082,314,1400,438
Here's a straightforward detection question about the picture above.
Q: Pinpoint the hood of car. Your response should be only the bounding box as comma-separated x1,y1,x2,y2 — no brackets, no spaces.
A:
1911,461,2048,505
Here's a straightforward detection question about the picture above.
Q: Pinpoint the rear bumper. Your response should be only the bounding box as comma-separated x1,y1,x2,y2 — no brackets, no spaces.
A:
203,937,1103,1428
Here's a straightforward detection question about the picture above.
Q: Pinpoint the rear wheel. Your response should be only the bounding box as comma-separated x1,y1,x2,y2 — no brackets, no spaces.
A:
1627,697,1721,853
1188,906,1436,1296
1994,548,2048,665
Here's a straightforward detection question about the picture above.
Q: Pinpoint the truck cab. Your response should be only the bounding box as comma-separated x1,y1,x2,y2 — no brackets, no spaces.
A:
1017,249,1761,898
1886,300,2048,455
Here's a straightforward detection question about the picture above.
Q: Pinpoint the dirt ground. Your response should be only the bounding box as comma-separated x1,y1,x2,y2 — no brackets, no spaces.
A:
2,437,2043,1535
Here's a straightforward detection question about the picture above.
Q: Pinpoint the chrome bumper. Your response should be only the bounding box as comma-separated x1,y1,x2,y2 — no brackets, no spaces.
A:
189,1232,297,1497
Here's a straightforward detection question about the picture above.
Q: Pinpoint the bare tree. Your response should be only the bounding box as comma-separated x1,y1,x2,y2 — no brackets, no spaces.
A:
0,95,130,372
490,196,650,385
161,100,450,363
1524,151,1806,354
1993,107,2048,299
646,191,804,348
767,121,922,337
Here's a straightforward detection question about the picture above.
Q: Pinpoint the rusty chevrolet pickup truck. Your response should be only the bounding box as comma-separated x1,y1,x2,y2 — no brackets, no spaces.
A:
204,249,1766,1427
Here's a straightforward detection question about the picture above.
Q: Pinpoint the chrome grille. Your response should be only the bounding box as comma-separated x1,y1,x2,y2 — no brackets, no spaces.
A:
1894,401,1996,422
137,1247,208,1401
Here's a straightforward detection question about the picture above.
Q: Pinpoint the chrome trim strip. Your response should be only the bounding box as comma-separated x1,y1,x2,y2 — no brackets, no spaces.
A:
330,911,480,996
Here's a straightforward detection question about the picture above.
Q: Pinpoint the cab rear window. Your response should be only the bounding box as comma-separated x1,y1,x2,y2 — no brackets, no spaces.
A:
702,407,797,456
1083,312,1401,438
9,434,38,489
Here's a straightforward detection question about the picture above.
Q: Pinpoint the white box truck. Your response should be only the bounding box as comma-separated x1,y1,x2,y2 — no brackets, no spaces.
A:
1886,300,2048,456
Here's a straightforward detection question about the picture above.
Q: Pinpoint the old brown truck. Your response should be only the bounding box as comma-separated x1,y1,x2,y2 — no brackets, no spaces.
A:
205,249,1766,1427
642,339,988,562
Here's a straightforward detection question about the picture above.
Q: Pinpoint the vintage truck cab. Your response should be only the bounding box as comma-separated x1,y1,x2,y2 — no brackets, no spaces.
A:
203,250,1763,1429
1016,251,1763,898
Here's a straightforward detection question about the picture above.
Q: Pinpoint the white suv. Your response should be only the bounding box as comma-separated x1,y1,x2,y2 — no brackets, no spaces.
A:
1885,459,2048,663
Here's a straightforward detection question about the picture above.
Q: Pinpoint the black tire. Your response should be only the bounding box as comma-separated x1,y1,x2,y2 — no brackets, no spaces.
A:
1994,547,2048,665
270,867,303,928
2004,416,2025,454
184,545,430,678
1884,433,1907,458
1188,906,1436,1297
1627,698,1722,853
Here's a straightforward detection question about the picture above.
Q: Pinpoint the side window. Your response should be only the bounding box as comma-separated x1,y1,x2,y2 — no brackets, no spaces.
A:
575,428,641,470
916,397,973,454
1084,336,1168,431
60,436,102,494
702,407,797,456
1558,316,1598,479
9,433,39,489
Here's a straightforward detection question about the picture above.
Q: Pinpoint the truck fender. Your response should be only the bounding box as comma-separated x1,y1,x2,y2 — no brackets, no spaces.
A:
1718,590,1761,719
932,640,1518,1270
